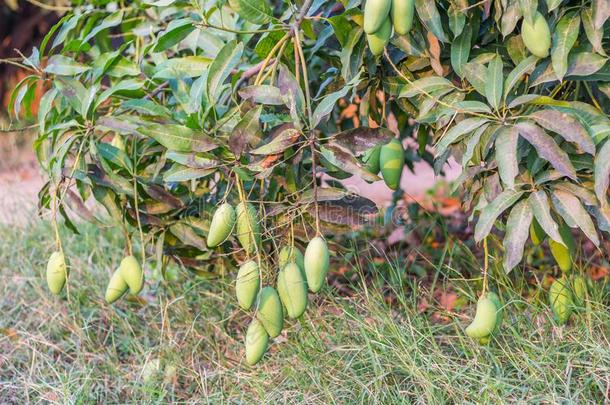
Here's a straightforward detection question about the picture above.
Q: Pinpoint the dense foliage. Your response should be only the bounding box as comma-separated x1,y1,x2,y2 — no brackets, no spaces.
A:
9,0,610,359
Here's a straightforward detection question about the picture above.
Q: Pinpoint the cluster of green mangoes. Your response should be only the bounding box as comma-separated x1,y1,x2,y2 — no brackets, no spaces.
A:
362,138,405,190
207,202,331,365
465,292,503,345
363,0,414,56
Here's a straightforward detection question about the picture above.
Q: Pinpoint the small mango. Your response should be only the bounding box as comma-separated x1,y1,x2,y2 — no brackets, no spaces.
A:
277,263,308,319
363,0,392,34
366,18,392,56
236,261,260,310
362,145,381,175
465,296,498,339
572,275,586,306
245,318,269,365
304,237,330,293
119,255,144,294
529,219,546,246
521,12,551,58
379,138,404,190
549,277,573,325
105,269,128,304
256,287,284,338
46,251,67,295
235,202,261,255
549,240,572,273
391,0,415,35
207,203,236,248
278,246,305,274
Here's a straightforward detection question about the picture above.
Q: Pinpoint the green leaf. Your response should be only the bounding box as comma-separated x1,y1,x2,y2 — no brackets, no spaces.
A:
163,164,215,182
95,142,133,173
593,0,610,29
137,123,218,153
503,199,533,272
81,11,124,44
551,13,580,81
312,85,352,128
546,0,563,12
501,1,522,37
320,144,380,183
399,76,455,98
250,126,301,155
594,140,610,209
415,0,447,42
207,40,244,104
169,222,207,250
94,79,143,111
528,190,563,243
448,4,466,37
530,109,595,155
450,25,472,77
519,0,538,25
504,55,538,98
228,0,274,24
515,122,577,180
238,85,285,105
154,56,212,79
582,8,605,55
229,106,263,156
551,188,600,246
462,62,487,96
153,18,196,52
44,55,90,76
495,126,520,189
485,54,503,111
435,117,490,156
474,189,525,242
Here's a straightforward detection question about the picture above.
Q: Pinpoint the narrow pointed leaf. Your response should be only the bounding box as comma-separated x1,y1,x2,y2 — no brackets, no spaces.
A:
551,189,599,245
485,54,503,110
503,199,533,272
528,190,563,243
474,189,524,242
495,126,520,188
551,13,580,81
530,109,595,155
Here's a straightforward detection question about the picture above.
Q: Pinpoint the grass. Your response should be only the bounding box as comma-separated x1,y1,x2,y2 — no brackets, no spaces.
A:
1,219,609,403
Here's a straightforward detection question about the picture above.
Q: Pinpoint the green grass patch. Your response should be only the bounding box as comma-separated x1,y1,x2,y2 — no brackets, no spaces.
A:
1,221,609,402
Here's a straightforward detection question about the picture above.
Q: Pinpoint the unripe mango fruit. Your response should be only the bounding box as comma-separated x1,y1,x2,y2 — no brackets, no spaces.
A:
366,18,392,56
105,269,128,304
465,296,498,339
549,240,572,273
207,203,236,248
277,263,308,319
521,12,551,58
572,275,586,306
363,0,392,34
304,237,330,293
245,318,269,365
278,246,305,271
362,145,381,175
379,138,404,190
549,277,573,325
391,0,414,35
119,255,144,294
530,219,546,246
235,202,261,255
236,260,260,310
486,292,503,333
46,251,67,295
256,287,284,338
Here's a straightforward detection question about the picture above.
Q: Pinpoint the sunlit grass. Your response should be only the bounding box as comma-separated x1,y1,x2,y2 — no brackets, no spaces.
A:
0,220,608,402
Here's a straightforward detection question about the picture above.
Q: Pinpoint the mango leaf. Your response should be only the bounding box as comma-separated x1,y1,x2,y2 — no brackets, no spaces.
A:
81,11,124,44
450,25,472,77
462,62,487,95
474,189,525,242
530,109,595,155
400,76,455,98
94,79,143,111
503,199,533,272
504,55,538,98
528,190,563,244
332,127,395,155
546,0,563,12
229,106,262,157
550,13,580,81
239,85,285,105
44,55,90,76
551,189,600,245
448,3,466,37
95,142,133,173
165,152,219,169
593,0,610,29
250,126,301,155
154,56,212,79
435,117,490,156
163,164,215,182
169,222,207,250
495,126,520,189
582,8,605,54
515,122,577,180
138,123,218,152
207,40,243,104
594,140,610,208
228,0,273,24
153,18,196,52
415,0,447,42
312,85,352,128
501,1,522,37
320,144,380,182
485,54,503,111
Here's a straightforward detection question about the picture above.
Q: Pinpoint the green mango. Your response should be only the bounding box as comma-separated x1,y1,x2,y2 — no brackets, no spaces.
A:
235,202,261,255
236,260,260,310
362,145,381,175
304,237,330,293
486,291,503,334
572,275,586,306
465,296,497,339
105,269,128,304
256,287,284,338
530,219,546,246
366,18,392,56
278,245,305,277
391,0,414,35
207,203,236,248
119,255,144,294
549,277,573,325
46,251,67,295
277,263,308,319
363,0,392,34
245,318,269,365
379,138,404,190
549,240,572,273
521,12,551,58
